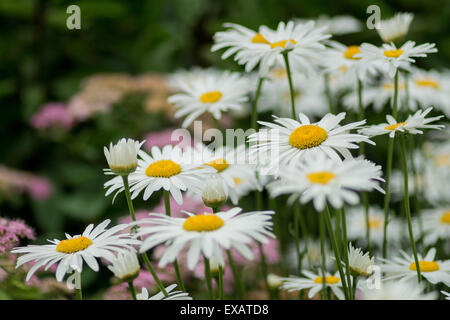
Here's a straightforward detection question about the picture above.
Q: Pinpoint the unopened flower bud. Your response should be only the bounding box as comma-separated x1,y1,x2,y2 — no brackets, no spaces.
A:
108,250,140,282
104,138,144,175
267,273,283,289
202,174,227,209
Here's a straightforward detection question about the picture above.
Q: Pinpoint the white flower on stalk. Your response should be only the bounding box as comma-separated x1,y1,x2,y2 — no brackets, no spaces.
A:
107,250,140,282
104,138,145,175
360,281,437,300
376,12,414,43
357,41,437,78
137,284,193,300
347,244,374,277
359,107,444,138
12,219,140,282
281,271,345,300
201,174,227,208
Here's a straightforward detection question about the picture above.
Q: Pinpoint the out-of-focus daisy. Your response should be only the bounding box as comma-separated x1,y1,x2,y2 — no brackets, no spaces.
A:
359,107,444,138
137,284,192,300
107,250,140,282
267,153,384,212
104,138,144,176
376,12,414,43
420,208,450,245
281,271,345,300
136,208,274,269
104,145,215,204
296,15,362,35
249,112,373,170
12,219,140,282
168,70,250,128
347,244,374,277
379,248,450,285
168,67,224,92
357,41,437,77
346,206,401,246
185,143,261,204
360,281,437,300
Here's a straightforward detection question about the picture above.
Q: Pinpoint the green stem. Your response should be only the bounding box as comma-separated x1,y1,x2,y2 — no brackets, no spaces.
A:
318,211,328,297
251,78,264,130
128,281,137,300
409,136,423,248
340,208,353,300
226,249,244,299
324,206,350,300
217,266,224,300
399,135,422,282
382,137,395,259
324,73,334,113
293,202,303,275
203,257,214,299
121,175,168,296
75,271,82,300
282,52,296,120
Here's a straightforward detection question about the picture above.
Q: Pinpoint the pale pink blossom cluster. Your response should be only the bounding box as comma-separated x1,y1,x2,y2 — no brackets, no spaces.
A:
0,218,35,254
30,103,74,131
143,128,193,150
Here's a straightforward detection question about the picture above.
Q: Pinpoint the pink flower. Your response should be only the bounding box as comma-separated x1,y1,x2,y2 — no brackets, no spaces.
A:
143,129,192,151
0,218,35,254
26,177,53,201
30,103,74,131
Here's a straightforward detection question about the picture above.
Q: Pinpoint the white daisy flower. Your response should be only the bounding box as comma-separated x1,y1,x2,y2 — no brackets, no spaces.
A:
135,207,274,270
12,219,140,282
104,138,145,175
347,243,374,277
296,15,362,36
281,271,345,300
168,67,224,92
104,145,215,205
359,107,444,138
441,291,450,300
167,70,250,128
213,21,330,77
185,143,261,205
376,12,414,43
379,248,450,285
267,153,384,212
248,112,373,171
137,284,193,300
107,250,140,282
345,206,402,246
360,281,437,300
357,41,437,78
420,208,450,245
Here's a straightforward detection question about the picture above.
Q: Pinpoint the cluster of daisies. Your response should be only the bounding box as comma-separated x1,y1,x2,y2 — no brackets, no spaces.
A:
11,12,449,300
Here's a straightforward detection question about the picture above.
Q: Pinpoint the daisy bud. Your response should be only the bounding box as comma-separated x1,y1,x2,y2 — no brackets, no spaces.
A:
210,258,222,277
104,138,144,175
347,244,374,277
202,174,227,209
267,273,283,290
107,250,140,282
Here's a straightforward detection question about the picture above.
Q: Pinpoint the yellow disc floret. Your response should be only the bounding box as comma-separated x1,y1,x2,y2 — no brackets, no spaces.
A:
56,236,93,253
183,214,225,232
383,49,404,58
344,46,361,60
205,158,229,173
314,276,340,284
384,122,407,131
414,79,439,89
289,125,328,149
251,33,270,45
200,91,223,103
270,39,297,49
409,261,440,272
145,160,181,178
307,171,336,185
440,211,450,225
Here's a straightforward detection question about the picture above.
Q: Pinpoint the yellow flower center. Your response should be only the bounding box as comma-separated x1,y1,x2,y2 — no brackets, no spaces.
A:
289,125,328,149
200,91,223,103
368,218,382,229
344,46,361,60
384,122,407,131
314,276,340,284
440,211,450,224
251,33,270,45
145,160,181,178
183,214,225,232
409,261,440,272
270,39,297,49
339,65,348,73
434,154,450,167
233,177,243,185
383,49,404,58
382,83,405,91
271,67,287,79
307,171,336,185
414,79,439,89
205,158,229,173
56,236,93,253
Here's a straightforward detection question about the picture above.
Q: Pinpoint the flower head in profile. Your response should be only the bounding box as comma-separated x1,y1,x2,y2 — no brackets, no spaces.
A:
135,207,274,270
347,244,374,277
281,271,345,300
357,41,437,78
104,138,145,176
12,219,140,282
267,153,384,212
168,70,250,128
359,107,444,138
107,250,140,282
376,12,414,43
137,284,192,300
